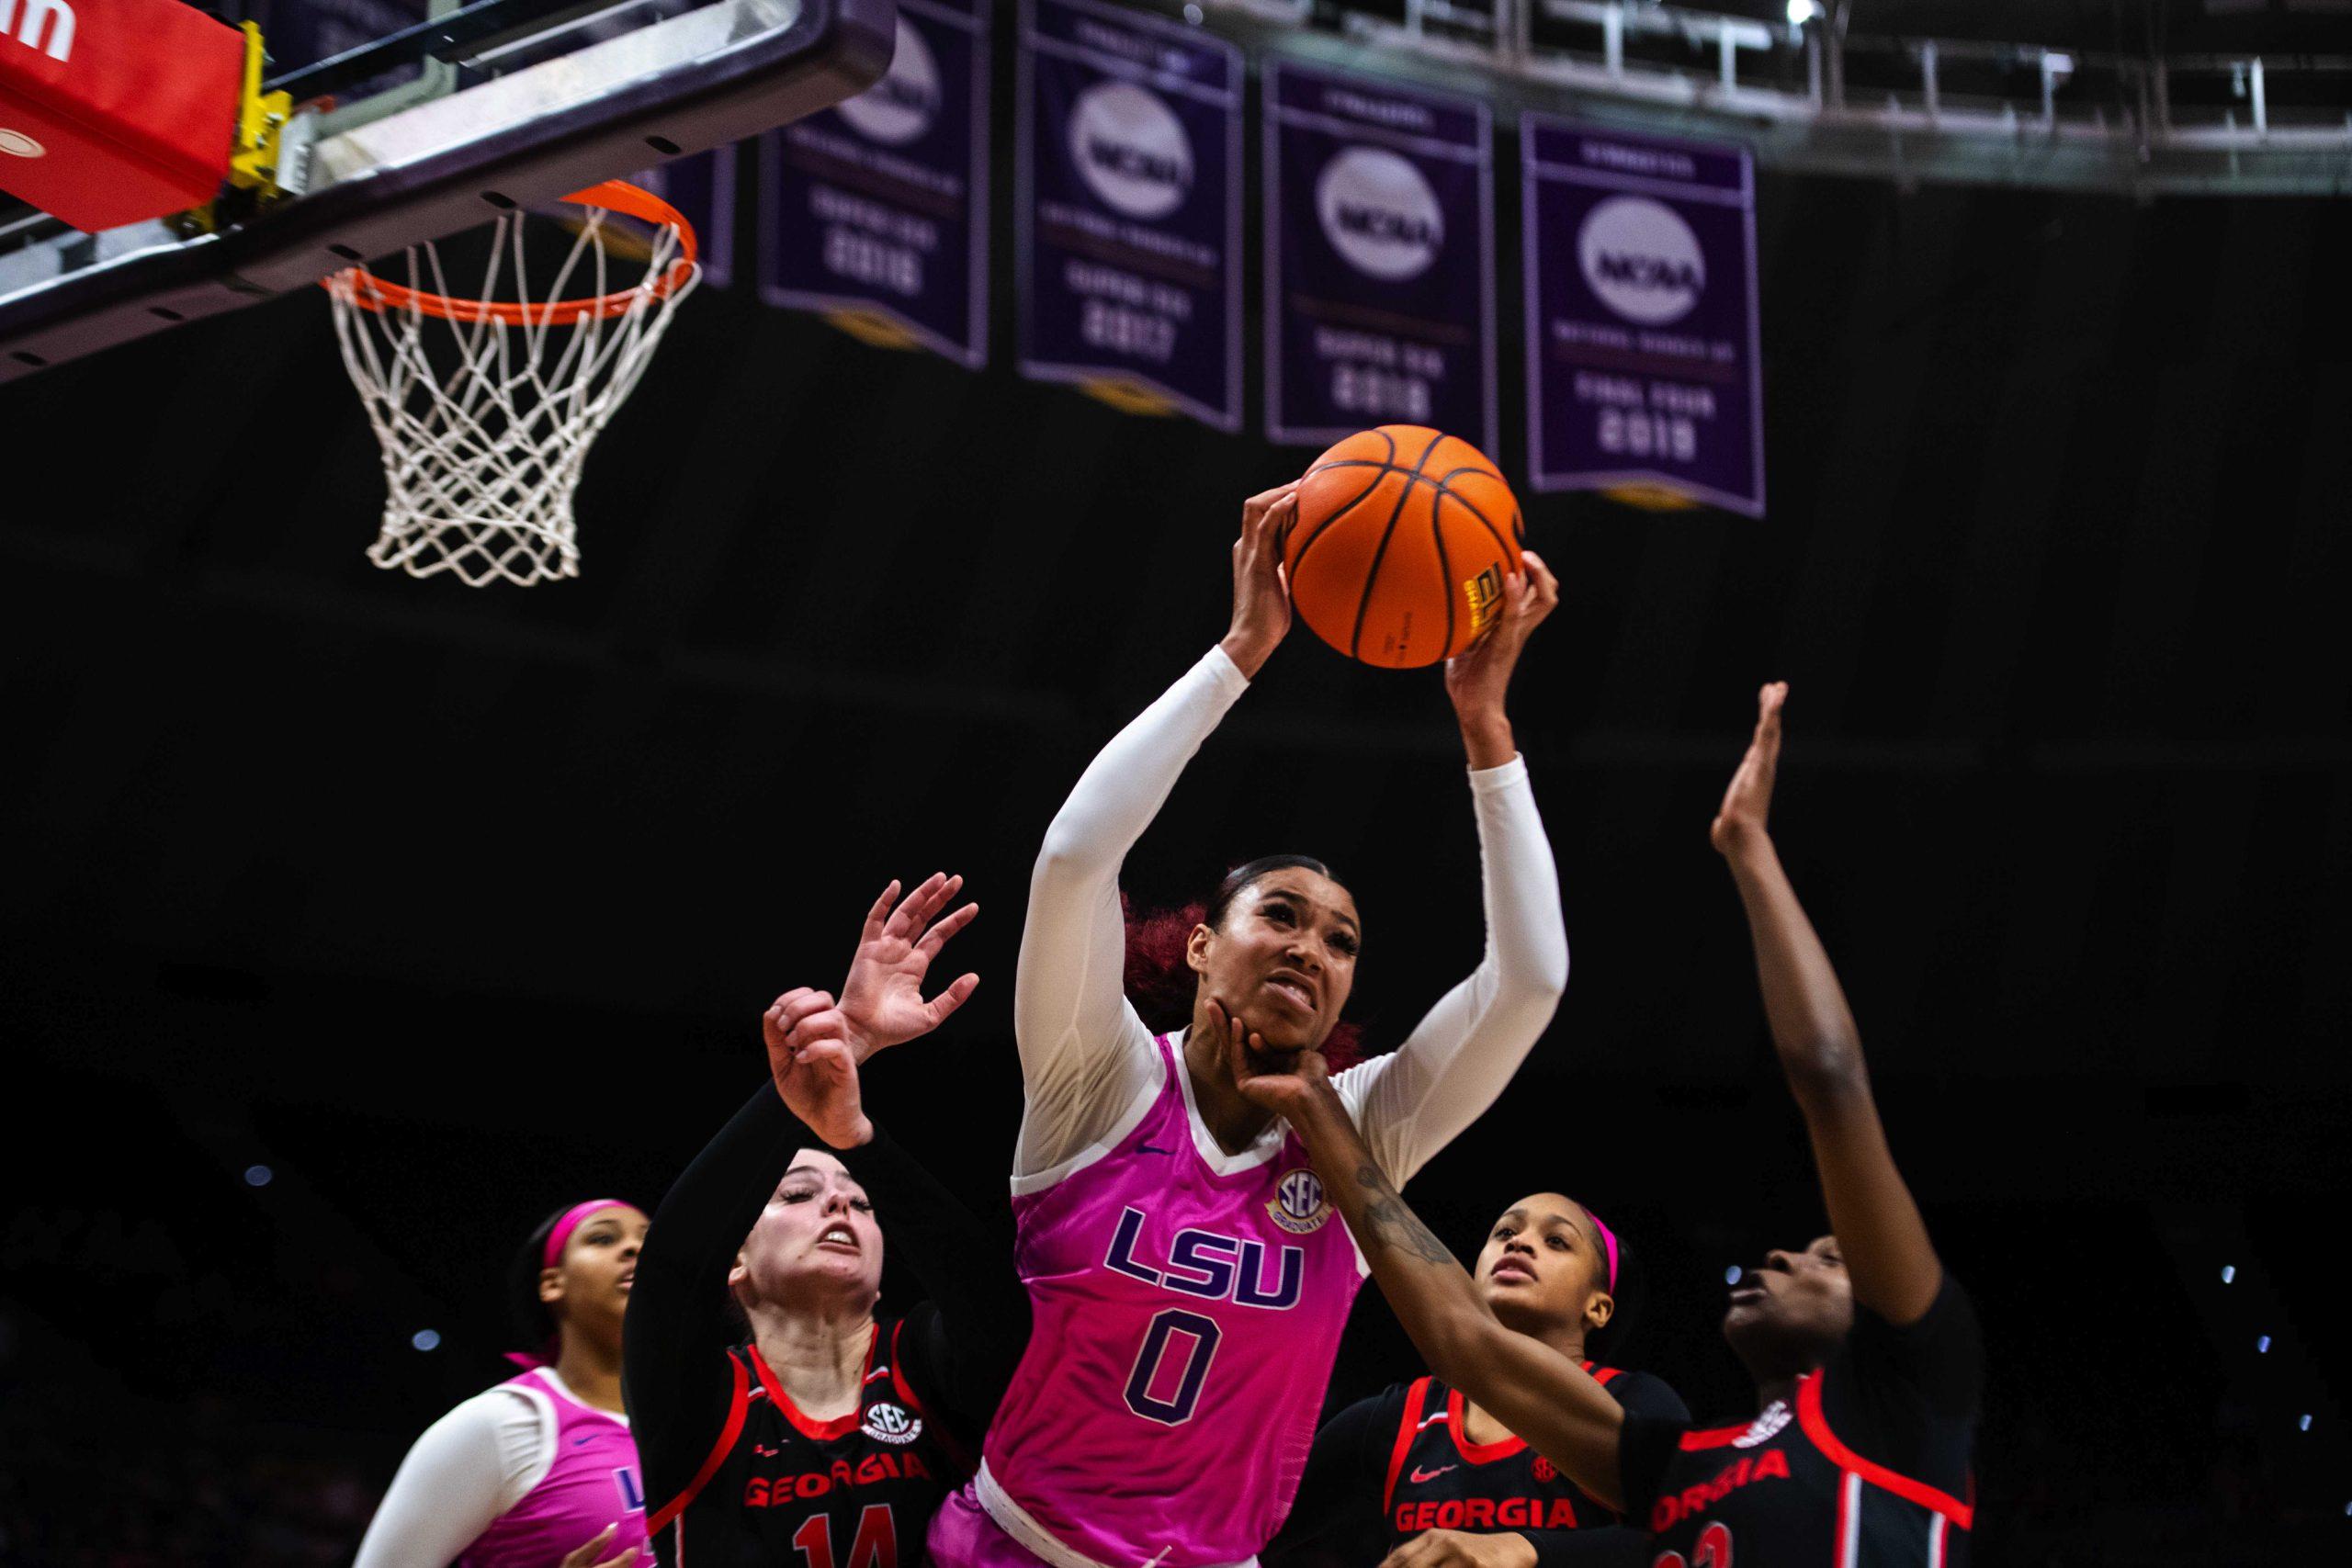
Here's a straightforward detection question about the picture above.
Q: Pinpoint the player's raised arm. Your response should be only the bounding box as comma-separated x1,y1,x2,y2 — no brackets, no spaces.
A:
1225,1018,1632,1510
1012,484,1298,1168
632,876,1021,1556
1335,552,1569,1187
1711,684,1943,1325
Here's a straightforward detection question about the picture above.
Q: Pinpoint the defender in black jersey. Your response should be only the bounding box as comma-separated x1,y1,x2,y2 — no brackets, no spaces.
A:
1275,1366,1686,1568
1274,1192,1687,1568
650,1311,969,1567
1626,1272,1976,1566
1239,686,1984,1568
625,876,1029,1568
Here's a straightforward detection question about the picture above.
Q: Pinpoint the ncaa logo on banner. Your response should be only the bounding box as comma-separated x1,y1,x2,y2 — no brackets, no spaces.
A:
1069,80,1193,219
1577,196,1705,325
1268,1168,1332,1235
838,17,943,145
1315,146,1444,282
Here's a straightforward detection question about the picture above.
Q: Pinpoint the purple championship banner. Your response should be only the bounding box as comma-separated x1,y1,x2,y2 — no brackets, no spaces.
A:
1521,118,1764,516
1018,0,1244,430
637,146,737,291
1263,61,1495,454
757,0,990,364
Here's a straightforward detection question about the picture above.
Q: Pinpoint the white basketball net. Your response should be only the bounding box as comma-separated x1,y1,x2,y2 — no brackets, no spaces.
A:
325,197,699,588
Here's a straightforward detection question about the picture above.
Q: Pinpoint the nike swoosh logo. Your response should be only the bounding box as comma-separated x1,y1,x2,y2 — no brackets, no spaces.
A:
573,1436,596,1447
1408,1464,1457,1483
1137,1144,1177,1156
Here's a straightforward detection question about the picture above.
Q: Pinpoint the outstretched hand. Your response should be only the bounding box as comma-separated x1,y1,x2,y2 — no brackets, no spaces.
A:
1442,549,1560,768
1711,682,1788,858
1221,483,1300,679
763,988,873,1149
1210,998,1334,1122
836,874,980,1062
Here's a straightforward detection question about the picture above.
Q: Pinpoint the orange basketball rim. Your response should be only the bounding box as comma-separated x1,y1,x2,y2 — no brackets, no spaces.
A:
326,181,698,325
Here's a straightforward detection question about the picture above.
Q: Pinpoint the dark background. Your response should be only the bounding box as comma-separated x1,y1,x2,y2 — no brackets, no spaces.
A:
4,26,2350,1562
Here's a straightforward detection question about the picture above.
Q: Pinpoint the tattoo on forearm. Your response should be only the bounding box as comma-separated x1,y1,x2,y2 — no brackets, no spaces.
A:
1353,1161,1457,1268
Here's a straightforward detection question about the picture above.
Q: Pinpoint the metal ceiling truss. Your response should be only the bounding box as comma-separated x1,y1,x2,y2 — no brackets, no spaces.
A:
1200,0,2352,195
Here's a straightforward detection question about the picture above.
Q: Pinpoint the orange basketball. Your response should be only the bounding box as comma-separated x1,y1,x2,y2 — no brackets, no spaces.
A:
1284,425,1523,669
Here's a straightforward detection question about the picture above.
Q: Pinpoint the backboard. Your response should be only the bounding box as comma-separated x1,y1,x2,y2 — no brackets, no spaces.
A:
0,0,894,381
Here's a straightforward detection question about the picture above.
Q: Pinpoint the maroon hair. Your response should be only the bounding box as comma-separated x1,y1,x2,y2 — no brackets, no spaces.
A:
1121,892,1365,1072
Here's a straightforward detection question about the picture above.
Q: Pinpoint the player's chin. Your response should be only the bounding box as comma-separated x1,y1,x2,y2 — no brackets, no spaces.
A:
1478,1277,1532,1318
1720,1297,1777,1343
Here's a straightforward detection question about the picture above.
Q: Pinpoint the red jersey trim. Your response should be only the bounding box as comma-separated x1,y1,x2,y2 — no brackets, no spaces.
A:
1796,1371,1974,1529
1384,1378,1431,1515
749,1325,878,1443
1834,1470,1860,1563
1589,1363,1623,1389
1444,1385,1528,1464
648,1350,752,1534
1677,1416,1762,1452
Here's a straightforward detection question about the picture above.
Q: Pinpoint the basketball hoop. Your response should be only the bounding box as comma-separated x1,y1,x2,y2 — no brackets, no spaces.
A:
323,181,700,587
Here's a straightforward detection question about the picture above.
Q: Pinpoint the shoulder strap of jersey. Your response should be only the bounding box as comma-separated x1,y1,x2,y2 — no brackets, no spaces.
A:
648,1348,752,1535
1579,1359,1623,1389
1382,1378,1434,1516
1795,1370,1974,1529
888,1317,927,1419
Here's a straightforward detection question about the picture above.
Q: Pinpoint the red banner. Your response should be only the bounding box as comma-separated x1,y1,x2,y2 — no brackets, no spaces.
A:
0,0,243,231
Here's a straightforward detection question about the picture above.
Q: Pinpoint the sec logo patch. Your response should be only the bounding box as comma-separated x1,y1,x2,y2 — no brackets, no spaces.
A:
1268,1168,1331,1235
862,1402,922,1445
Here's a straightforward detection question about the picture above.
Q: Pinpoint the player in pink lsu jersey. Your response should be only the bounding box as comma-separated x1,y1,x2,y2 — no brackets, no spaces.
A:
355,1200,652,1568
927,485,1572,1568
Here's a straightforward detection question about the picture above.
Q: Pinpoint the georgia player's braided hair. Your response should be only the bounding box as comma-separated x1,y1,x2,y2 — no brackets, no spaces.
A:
1122,855,1365,1071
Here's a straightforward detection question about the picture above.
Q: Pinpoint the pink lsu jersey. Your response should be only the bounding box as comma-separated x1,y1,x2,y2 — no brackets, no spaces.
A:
457,1368,648,1568
974,1032,1365,1568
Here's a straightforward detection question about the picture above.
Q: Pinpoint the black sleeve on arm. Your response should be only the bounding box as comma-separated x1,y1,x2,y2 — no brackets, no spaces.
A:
1603,1370,1690,1426
1614,1408,1690,1524
1515,1372,1684,1563
835,1116,1032,1438
1520,1528,1654,1568
1817,1271,1982,1499
625,1081,808,1508
1264,1389,1401,1564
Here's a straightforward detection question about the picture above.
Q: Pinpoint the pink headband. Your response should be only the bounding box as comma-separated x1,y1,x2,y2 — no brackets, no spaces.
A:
543,1199,634,1269
1583,1206,1622,1294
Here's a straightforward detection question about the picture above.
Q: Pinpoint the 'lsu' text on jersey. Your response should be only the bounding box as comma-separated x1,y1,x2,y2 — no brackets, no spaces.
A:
974,1032,1366,1568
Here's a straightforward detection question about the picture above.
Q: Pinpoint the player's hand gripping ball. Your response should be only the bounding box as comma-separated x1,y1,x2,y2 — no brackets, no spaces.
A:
1285,425,1524,669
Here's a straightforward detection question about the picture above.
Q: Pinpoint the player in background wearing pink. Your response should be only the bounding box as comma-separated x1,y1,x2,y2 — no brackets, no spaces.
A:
927,484,1571,1568
354,1201,651,1568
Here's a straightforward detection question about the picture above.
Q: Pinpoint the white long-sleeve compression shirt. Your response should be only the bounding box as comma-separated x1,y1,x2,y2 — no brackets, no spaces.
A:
1011,644,1568,1193
351,1374,601,1568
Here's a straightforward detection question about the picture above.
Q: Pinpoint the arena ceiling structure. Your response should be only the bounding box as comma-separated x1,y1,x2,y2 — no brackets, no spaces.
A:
1207,0,2352,193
